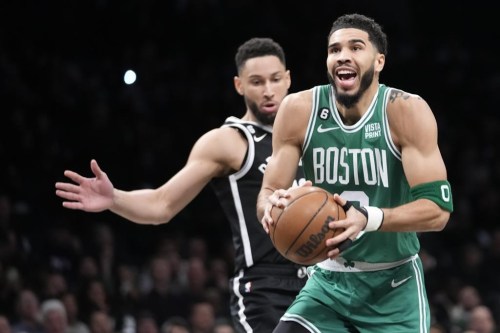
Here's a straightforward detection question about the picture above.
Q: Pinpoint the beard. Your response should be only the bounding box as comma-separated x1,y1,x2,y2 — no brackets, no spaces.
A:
246,97,275,126
328,64,375,109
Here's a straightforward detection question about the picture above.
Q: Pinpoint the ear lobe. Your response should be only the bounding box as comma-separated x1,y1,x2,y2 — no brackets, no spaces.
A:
376,54,385,72
234,76,244,95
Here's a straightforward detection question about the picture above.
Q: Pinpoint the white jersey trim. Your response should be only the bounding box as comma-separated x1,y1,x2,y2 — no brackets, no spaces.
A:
382,88,402,160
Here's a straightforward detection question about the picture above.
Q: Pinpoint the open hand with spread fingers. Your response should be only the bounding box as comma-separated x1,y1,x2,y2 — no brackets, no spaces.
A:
55,159,114,212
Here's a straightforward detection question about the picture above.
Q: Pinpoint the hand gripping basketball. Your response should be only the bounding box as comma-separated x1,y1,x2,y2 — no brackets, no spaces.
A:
269,186,350,265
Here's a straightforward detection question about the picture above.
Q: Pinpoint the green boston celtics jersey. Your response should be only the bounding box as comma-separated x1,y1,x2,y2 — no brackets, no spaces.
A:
302,84,419,263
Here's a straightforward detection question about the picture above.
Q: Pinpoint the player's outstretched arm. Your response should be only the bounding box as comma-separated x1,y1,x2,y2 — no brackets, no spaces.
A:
55,127,245,225
55,159,114,212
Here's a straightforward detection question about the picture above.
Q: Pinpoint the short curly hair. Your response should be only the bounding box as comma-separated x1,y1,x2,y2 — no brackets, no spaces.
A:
235,37,286,74
328,13,388,56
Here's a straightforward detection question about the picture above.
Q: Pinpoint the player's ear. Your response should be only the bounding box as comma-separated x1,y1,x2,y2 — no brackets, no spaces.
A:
375,53,385,72
285,70,291,90
234,76,244,95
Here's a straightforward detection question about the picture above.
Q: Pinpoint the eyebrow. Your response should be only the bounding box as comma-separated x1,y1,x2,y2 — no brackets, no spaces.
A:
248,71,282,78
328,38,366,48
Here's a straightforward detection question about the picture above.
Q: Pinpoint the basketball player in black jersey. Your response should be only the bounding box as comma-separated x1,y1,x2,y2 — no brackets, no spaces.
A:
55,37,307,333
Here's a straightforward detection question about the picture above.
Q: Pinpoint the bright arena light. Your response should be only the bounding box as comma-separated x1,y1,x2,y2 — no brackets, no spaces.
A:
123,69,137,84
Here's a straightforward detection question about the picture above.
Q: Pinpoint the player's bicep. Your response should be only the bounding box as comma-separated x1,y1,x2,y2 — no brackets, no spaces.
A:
157,131,233,215
402,145,447,187
265,93,308,190
264,144,301,191
394,96,447,186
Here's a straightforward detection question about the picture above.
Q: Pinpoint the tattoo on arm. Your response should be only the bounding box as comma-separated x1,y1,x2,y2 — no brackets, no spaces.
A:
389,89,421,103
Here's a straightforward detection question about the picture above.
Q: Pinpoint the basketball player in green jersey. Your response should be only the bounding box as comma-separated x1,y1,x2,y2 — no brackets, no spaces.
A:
257,14,454,333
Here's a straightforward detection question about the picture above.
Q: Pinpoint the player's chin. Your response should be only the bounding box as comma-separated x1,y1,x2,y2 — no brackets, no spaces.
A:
257,112,276,125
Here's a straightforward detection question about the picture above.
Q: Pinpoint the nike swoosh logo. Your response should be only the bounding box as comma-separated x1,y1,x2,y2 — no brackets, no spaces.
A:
391,276,412,288
317,124,340,133
253,134,267,142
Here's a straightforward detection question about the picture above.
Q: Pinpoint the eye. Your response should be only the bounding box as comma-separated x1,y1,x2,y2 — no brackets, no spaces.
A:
352,43,364,51
328,46,340,54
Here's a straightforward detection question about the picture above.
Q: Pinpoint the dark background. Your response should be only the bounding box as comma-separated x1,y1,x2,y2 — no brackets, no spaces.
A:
1,0,499,329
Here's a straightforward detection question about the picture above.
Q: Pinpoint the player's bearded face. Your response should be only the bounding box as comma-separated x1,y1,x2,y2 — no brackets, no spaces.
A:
246,97,275,125
328,63,375,109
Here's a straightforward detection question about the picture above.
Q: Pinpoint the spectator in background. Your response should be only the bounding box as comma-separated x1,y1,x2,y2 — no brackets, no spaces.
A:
189,300,215,333
88,311,115,333
78,279,124,331
483,228,500,295
77,256,100,287
0,315,12,333
60,292,89,333
183,257,209,304
0,263,22,320
139,256,189,326
213,318,235,333
42,227,82,285
153,236,185,291
115,264,141,316
11,289,44,333
160,317,189,333
42,272,68,300
90,225,116,292
135,312,159,333
186,238,208,262
0,194,20,273
40,299,68,333
207,258,231,318
456,242,485,289
449,285,483,332
466,305,498,333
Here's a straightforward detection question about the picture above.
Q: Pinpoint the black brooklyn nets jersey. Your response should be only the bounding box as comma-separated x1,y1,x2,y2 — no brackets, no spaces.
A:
211,116,305,272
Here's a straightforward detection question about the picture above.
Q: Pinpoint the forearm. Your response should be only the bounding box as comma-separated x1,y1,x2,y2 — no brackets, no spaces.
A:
379,199,450,233
110,189,171,225
256,187,275,221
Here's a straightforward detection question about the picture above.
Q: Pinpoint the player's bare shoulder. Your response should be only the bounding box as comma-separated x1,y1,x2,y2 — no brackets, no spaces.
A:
192,126,247,173
387,88,429,112
281,89,314,115
386,88,437,146
276,89,314,128
273,89,315,146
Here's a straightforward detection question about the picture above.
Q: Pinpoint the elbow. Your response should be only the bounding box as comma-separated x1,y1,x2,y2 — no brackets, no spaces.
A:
431,210,451,232
150,219,168,226
142,209,173,226
134,217,169,226
153,212,173,225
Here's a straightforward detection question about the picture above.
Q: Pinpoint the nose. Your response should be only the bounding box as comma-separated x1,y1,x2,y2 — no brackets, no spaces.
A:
337,48,351,63
264,81,274,98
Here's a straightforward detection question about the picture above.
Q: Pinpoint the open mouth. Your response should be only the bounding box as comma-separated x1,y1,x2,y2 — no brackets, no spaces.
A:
262,102,277,113
336,69,357,81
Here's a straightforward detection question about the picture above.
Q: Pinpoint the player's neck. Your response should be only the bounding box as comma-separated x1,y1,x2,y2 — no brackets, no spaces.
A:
336,83,379,125
241,111,261,124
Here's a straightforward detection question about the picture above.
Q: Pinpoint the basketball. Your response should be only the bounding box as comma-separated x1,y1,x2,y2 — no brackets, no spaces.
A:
269,186,346,266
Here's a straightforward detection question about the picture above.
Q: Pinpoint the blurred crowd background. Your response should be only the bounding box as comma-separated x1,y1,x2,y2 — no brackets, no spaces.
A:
1,1,499,333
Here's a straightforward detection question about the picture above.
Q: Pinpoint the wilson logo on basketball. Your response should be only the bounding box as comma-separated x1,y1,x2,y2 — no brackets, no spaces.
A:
295,215,334,258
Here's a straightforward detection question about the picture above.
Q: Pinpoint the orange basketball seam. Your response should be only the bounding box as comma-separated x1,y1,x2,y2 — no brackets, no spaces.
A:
284,191,328,256
269,186,345,265
270,189,324,248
